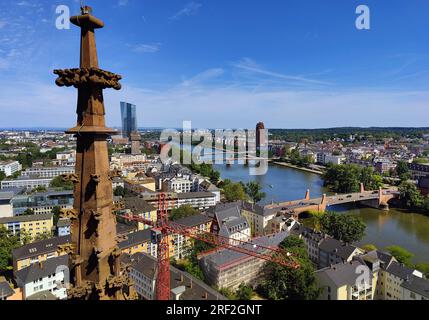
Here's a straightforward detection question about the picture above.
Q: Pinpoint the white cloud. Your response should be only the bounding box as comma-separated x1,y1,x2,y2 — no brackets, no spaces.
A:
117,0,129,7
132,43,161,54
233,58,332,86
181,68,224,87
170,2,202,20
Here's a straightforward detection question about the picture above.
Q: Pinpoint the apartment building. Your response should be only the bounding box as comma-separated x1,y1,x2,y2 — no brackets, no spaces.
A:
317,250,429,301
0,191,14,218
123,196,157,230
12,235,70,272
316,260,373,300
0,213,53,241
176,192,216,210
240,202,278,237
125,252,226,300
21,166,74,178
0,161,22,177
12,190,73,215
199,232,288,290
15,255,68,300
208,203,251,245
1,177,53,190
318,238,363,269
164,177,193,193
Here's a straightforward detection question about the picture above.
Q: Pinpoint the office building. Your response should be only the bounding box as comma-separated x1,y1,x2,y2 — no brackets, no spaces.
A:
120,102,137,138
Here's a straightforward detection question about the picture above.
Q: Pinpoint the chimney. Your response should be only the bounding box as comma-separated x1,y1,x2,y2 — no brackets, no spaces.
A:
180,274,184,283
190,279,193,289
203,292,208,299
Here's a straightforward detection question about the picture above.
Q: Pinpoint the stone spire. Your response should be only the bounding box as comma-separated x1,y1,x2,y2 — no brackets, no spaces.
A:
54,6,134,300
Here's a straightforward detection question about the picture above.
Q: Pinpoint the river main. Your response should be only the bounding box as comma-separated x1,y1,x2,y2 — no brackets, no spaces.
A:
214,163,429,263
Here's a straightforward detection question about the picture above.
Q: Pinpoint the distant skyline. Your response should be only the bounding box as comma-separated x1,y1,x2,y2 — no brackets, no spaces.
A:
1,0,429,129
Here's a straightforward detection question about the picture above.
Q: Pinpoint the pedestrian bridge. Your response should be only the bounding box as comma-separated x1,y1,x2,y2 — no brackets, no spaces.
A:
264,184,400,215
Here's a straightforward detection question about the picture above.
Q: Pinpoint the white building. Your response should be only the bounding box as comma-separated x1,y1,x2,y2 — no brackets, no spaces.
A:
176,192,216,210
15,255,68,300
21,167,74,179
0,161,22,177
317,153,346,165
0,191,14,218
168,178,193,193
1,177,53,190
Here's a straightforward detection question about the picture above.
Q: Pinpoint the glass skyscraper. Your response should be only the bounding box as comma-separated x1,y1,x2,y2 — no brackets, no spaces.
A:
120,102,137,138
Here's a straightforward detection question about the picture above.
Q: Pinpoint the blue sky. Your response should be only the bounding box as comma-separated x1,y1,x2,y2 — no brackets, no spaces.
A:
1,0,429,129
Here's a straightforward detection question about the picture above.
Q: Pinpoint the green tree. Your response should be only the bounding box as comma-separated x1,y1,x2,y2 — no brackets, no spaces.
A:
323,164,361,193
236,283,254,300
259,236,321,300
244,181,266,204
399,181,423,208
52,206,62,226
0,226,21,273
415,263,429,279
387,245,414,267
34,231,52,241
0,171,6,182
219,288,237,300
360,167,383,190
50,176,74,190
22,209,34,216
318,211,366,243
396,161,411,181
170,205,198,221
114,186,126,197
361,244,377,252
223,182,247,202
209,170,220,185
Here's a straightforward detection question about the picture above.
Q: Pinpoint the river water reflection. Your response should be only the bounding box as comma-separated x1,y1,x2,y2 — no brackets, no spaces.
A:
214,163,429,263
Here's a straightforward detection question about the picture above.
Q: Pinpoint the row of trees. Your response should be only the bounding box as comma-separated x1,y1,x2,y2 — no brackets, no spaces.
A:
323,164,383,193
288,149,314,168
306,211,366,243
398,181,429,215
220,180,266,204
258,236,321,300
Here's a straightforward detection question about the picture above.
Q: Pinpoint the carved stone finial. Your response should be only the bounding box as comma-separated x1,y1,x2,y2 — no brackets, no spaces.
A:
60,208,79,220
58,243,75,255
62,173,80,184
54,68,122,90
90,174,101,184
109,169,122,180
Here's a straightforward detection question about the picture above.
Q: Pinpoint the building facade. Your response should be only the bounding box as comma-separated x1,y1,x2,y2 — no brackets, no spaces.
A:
120,102,137,138
0,161,22,177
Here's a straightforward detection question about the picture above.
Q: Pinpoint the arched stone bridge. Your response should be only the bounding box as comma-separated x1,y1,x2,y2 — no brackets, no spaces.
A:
264,184,400,216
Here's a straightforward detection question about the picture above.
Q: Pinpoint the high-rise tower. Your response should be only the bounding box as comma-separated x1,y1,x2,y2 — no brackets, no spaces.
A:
120,102,137,138
54,5,134,300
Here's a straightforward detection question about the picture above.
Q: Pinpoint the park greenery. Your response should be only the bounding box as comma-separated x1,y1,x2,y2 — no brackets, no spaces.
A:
219,179,266,204
218,283,255,300
0,226,21,274
50,175,74,191
171,239,214,282
323,164,383,193
287,149,315,167
269,127,429,144
258,236,321,300
305,211,366,244
170,205,198,221
220,179,248,202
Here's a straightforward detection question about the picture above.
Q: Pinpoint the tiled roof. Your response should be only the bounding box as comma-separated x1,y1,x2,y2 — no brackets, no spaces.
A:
316,260,370,287
174,214,212,228
127,252,227,300
117,229,152,250
401,275,429,298
0,213,53,224
12,235,70,261
319,238,359,260
0,280,14,299
15,255,69,284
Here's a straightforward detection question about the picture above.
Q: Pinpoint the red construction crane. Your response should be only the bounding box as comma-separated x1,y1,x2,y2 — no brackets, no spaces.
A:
120,193,300,300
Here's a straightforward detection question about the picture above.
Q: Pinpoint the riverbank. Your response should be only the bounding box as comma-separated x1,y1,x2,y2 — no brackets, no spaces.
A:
271,161,323,175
